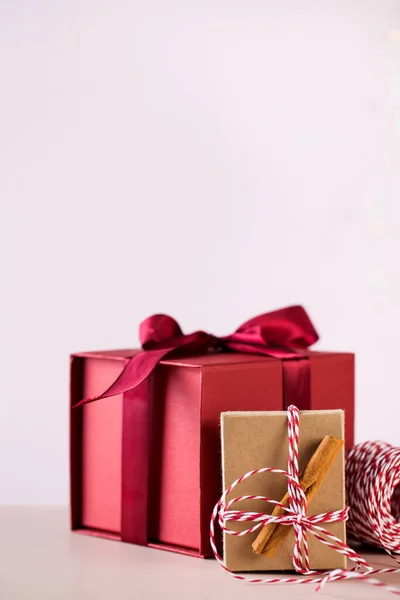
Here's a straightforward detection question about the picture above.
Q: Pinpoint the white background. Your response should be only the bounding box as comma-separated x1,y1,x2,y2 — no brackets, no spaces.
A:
1,1,400,504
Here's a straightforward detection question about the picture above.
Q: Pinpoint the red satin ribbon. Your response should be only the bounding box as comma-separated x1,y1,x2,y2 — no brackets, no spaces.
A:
76,305,318,546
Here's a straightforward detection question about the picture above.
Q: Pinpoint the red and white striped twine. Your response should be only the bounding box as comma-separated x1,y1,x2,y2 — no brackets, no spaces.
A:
347,440,400,553
210,405,400,594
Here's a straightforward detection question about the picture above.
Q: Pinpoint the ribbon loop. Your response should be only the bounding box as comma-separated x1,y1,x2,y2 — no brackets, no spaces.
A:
140,314,183,349
233,305,319,349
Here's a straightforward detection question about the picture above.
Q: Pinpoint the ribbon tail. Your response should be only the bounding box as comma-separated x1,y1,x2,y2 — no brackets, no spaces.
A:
74,347,176,407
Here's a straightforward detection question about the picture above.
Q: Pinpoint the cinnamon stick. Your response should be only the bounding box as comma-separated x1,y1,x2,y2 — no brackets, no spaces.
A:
252,435,344,557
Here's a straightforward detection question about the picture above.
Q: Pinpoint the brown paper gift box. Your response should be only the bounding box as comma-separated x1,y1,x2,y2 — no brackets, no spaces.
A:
221,410,346,571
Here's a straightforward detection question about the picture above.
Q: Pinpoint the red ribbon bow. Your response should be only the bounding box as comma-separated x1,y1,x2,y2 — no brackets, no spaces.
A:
76,305,318,546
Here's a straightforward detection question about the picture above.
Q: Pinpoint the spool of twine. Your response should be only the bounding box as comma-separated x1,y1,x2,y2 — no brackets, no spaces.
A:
346,441,400,553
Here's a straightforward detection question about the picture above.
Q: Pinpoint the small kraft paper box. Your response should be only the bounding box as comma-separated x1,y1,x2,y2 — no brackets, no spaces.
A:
70,307,354,558
221,410,346,571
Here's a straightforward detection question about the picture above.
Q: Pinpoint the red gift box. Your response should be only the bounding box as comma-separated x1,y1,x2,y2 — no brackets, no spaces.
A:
70,307,354,557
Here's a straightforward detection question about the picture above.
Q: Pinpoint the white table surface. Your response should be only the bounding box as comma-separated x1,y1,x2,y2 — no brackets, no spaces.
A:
0,506,398,599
